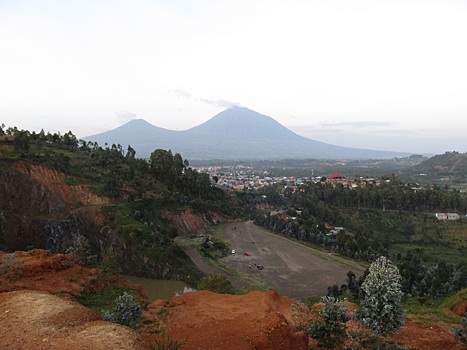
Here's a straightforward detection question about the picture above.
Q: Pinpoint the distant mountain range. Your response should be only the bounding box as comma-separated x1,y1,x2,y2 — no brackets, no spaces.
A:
84,106,412,160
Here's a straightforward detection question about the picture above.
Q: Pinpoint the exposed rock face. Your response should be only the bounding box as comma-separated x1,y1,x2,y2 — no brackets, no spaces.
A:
0,161,112,252
163,207,225,236
0,161,215,278
0,290,147,350
141,290,309,350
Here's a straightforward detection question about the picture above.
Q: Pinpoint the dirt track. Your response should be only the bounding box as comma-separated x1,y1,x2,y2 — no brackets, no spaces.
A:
219,222,366,298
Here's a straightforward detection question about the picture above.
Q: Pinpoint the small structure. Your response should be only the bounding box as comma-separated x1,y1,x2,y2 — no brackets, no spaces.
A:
435,213,448,220
447,213,460,220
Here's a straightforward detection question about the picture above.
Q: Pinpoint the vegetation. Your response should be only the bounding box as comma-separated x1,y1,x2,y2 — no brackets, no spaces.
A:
198,274,235,294
359,256,405,335
101,292,143,328
403,288,466,325
451,312,467,345
251,174,467,299
152,335,186,350
0,127,247,281
77,284,136,312
307,296,349,349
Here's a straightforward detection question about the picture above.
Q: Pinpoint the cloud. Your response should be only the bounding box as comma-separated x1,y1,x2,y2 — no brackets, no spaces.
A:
198,98,240,108
169,89,193,99
115,110,138,124
318,121,393,129
168,89,240,108
289,122,418,140
288,121,394,134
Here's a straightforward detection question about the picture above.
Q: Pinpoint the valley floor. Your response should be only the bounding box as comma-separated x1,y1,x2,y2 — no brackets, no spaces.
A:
188,221,367,298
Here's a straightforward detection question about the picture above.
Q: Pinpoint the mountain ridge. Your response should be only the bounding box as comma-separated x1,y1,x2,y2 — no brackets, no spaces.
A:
84,106,412,160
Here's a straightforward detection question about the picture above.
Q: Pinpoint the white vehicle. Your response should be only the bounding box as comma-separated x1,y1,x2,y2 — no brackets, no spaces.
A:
231,249,236,254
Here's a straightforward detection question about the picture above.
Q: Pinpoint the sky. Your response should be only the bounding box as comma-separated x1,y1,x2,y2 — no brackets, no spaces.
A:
1,0,467,155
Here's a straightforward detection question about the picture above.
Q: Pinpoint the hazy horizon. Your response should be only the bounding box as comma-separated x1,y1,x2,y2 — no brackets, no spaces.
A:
1,1,466,155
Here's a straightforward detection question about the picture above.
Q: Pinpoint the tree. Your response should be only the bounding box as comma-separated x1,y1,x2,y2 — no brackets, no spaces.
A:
360,256,404,335
150,149,175,187
307,296,349,349
126,145,136,158
13,130,30,152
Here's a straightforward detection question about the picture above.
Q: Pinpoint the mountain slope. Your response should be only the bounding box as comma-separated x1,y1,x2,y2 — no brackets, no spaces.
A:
409,151,467,176
84,106,411,160
85,119,177,150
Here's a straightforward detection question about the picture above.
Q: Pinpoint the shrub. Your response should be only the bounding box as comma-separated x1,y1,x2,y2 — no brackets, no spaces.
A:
66,233,91,264
102,292,143,328
198,274,235,294
307,296,349,349
451,312,467,345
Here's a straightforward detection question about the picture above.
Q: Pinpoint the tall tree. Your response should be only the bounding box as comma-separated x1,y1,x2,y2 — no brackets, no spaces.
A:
360,256,404,335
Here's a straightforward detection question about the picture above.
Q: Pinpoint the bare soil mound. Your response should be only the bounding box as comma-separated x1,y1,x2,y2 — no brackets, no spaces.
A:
141,290,309,350
0,290,146,349
389,318,466,350
0,250,100,297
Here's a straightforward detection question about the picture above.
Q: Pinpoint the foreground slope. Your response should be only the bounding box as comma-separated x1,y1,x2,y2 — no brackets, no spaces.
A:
0,290,147,350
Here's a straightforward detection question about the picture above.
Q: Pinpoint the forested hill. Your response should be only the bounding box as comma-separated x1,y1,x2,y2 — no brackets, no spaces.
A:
0,126,246,281
409,151,467,176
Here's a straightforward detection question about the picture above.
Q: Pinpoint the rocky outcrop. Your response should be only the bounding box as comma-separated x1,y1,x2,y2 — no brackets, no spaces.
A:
0,290,147,350
141,290,309,350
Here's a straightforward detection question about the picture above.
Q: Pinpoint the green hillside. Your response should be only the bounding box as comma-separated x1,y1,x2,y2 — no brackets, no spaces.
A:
0,127,247,284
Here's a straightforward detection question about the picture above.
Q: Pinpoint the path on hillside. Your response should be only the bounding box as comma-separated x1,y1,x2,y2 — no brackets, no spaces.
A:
185,247,245,289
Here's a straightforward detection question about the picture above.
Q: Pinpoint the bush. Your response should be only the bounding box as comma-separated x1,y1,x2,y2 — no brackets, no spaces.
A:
198,274,235,294
102,292,143,328
307,296,349,349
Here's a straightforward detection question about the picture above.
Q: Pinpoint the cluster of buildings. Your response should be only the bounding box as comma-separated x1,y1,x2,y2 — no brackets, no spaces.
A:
435,213,461,221
195,166,310,190
196,167,384,191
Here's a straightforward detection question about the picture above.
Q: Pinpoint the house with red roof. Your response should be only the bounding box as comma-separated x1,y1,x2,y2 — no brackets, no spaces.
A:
327,172,348,185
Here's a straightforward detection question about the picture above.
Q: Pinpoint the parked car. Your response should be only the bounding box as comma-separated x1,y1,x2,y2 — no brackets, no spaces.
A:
257,265,264,270
243,252,251,257
231,249,236,254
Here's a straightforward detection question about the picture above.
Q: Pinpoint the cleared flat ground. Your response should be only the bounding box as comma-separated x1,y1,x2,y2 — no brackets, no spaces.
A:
218,222,366,298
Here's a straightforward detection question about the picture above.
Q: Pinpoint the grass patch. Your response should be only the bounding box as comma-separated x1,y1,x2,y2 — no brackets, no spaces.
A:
391,243,467,265
403,289,467,326
77,284,137,312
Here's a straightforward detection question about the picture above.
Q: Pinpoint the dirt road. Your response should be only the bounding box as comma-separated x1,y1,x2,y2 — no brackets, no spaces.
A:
219,222,366,298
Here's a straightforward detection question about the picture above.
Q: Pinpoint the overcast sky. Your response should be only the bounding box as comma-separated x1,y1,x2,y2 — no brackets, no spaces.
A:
1,0,466,155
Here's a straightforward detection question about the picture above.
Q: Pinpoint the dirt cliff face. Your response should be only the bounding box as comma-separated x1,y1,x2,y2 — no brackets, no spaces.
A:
0,249,100,297
0,161,112,252
163,207,226,236
0,162,109,218
141,290,309,350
